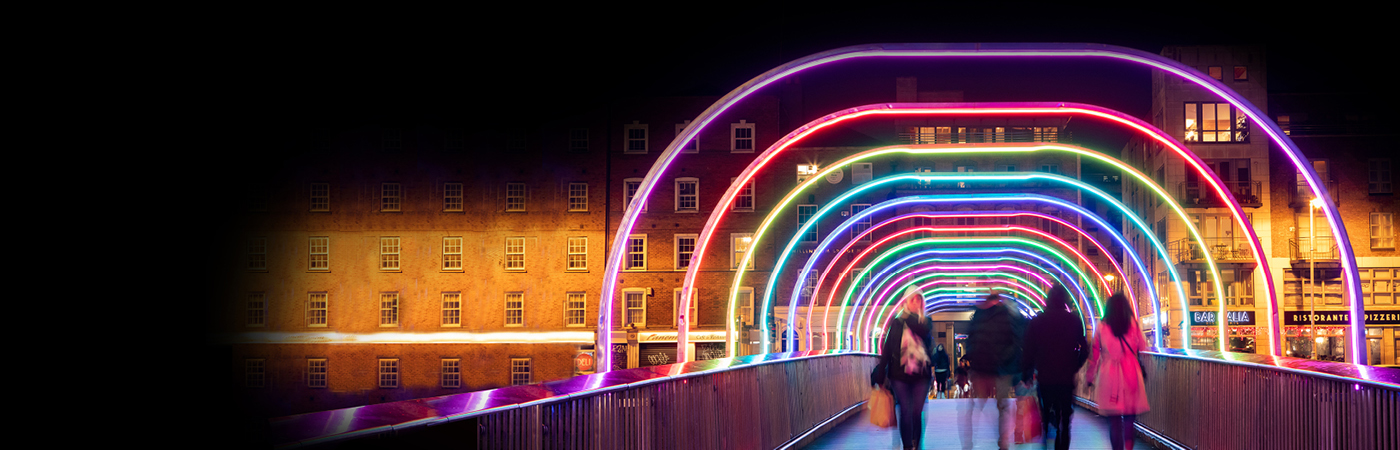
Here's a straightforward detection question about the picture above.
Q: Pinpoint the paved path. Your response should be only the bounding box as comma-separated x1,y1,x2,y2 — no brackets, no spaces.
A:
803,398,1151,449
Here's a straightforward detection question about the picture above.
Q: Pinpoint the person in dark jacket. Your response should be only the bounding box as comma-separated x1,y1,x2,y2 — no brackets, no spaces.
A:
932,343,951,398
1021,285,1090,450
960,292,1019,450
870,286,935,450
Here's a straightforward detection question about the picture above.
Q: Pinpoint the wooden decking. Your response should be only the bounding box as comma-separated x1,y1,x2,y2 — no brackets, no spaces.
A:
802,398,1152,449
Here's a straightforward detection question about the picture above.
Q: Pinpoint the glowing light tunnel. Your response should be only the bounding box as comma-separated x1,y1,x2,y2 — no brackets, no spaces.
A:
606,45,1357,369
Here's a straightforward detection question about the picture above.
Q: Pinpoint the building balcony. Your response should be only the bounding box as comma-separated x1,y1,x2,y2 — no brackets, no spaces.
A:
1289,180,1339,209
1168,237,1256,265
897,129,1073,144
1288,237,1341,269
1178,180,1262,208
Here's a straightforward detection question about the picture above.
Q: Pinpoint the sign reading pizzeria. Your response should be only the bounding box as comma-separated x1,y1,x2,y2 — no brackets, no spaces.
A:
1283,310,1400,325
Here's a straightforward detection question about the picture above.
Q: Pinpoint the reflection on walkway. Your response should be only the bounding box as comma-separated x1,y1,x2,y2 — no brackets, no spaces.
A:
803,398,1151,449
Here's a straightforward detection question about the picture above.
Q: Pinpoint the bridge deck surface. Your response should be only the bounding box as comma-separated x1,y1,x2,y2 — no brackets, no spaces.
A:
804,398,1151,449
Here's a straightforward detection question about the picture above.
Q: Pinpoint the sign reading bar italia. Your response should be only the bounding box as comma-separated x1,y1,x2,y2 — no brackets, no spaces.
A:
1283,310,1400,325
636,331,728,342
1189,310,1255,326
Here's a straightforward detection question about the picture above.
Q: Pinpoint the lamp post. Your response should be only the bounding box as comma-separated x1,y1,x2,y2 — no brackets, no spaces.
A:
1309,197,1324,360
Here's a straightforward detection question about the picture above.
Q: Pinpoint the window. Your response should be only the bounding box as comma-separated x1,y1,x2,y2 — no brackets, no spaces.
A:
674,288,697,326
568,183,588,211
247,293,265,327
245,359,265,388
851,204,872,242
442,237,462,271
505,237,525,271
506,183,526,211
800,269,818,303
852,163,873,184
675,234,697,270
380,237,400,270
1372,213,1395,249
731,120,755,153
677,121,698,153
1361,268,1397,305
624,122,648,154
623,289,646,327
797,164,819,183
738,287,754,326
309,236,329,271
380,292,399,327
308,292,327,327
569,128,588,152
1040,164,1060,175
1370,159,1393,194
732,177,754,211
1233,66,1247,81
1184,102,1249,143
310,183,329,211
1000,164,1017,172
382,128,401,152
444,129,464,151
379,359,398,388
565,292,586,326
798,204,818,243
732,233,753,270
442,292,461,327
626,235,646,270
1207,66,1222,80
444,183,463,211
675,178,698,212
505,292,524,326
308,358,327,388
247,238,266,271
567,237,587,270
511,358,532,385
381,183,401,212
441,358,461,388
623,178,647,213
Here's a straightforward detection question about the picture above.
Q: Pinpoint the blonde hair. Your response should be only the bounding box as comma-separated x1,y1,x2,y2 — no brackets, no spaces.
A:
902,286,928,323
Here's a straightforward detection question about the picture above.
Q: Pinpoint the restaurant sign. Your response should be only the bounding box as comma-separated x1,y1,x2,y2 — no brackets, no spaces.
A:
1189,310,1255,326
1283,310,1400,325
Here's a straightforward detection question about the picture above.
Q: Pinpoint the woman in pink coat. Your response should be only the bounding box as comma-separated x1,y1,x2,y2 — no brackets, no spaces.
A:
1085,293,1149,450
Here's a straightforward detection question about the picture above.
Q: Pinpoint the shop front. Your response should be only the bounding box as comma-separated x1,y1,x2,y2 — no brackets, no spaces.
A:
636,330,728,367
1188,310,1257,352
1283,309,1400,364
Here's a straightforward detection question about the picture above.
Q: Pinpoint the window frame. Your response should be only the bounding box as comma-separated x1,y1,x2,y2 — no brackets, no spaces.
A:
623,178,647,213
308,292,328,327
310,182,329,212
379,292,399,327
309,236,329,271
511,358,532,385
381,182,401,212
624,122,648,154
378,358,399,388
248,237,267,271
505,292,524,326
568,182,588,212
441,358,462,388
1370,159,1393,194
307,358,327,388
675,177,699,212
731,233,754,270
246,359,265,388
567,236,588,271
1184,102,1250,143
738,286,754,327
444,182,463,212
851,204,872,242
676,121,698,153
673,287,698,327
852,163,873,184
442,236,463,271
1233,66,1247,81
625,234,647,271
675,234,697,271
731,177,755,212
1372,212,1395,250
569,128,589,152
505,182,527,212
731,120,755,153
380,237,400,271
441,291,461,327
797,204,818,243
505,237,526,271
623,288,647,328
565,292,586,327
247,292,266,327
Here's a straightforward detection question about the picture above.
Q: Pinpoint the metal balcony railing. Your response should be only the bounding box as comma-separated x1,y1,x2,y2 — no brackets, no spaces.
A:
897,130,1072,144
1289,237,1340,261
1168,237,1255,264
1178,180,1263,207
1290,179,1340,208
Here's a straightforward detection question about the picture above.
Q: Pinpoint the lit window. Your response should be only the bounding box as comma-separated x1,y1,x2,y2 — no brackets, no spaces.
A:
673,288,698,326
444,183,463,211
626,235,646,271
441,358,461,388
569,128,588,152
1184,102,1249,143
378,359,398,388
676,178,698,212
565,292,586,326
623,288,646,327
798,204,818,242
732,177,754,211
506,183,526,212
1373,213,1395,249
567,237,587,270
247,292,265,327
677,121,698,153
245,359,264,388
309,236,328,271
851,204,872,242
380,237,400,270
511,358,531,385
738,287,754,326
676,234,697,270
624,178,647,213
731,120,755,153
624,122,648,154
505,237,525,271
442,292,461,327
1207,66,1222,80
568,183,588,211
852,163,872,184
380,292,399,327
732,233,753,270
505,292,524,326
308,359,327,388
247,237,266,271
310,183,329,212
308,292,327,327
442,237,462,271
1233,66,1247,81
797,164,819,183
1278,115,1291,135
381,183,400,212
1370,159,1393,194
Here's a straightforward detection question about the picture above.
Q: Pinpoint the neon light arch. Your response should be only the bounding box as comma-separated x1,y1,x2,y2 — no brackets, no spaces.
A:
603,45,1358,369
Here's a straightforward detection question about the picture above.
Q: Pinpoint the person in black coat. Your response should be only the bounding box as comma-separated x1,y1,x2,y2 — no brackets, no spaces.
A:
932,343,951,398
961,292,1019,450
1021,285,1089,450
870,286,935,450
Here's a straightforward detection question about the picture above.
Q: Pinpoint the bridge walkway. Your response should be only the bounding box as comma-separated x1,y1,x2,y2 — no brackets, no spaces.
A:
804,398,1149,449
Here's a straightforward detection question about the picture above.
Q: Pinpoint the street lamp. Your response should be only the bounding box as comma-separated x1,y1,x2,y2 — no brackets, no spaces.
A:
1309,197,1324,360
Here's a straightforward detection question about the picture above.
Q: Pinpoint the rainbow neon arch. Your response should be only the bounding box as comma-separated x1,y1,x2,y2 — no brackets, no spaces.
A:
601,45,1361,370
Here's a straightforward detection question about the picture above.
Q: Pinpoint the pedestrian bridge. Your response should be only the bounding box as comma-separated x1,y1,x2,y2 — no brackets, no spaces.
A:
268,350,1398,450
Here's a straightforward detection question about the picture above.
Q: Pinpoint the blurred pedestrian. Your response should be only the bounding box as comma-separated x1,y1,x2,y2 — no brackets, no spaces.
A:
1021,285,1089,450
932,343,951,399
1086,293,1150,450
870,286,935,450
960,292,1020,450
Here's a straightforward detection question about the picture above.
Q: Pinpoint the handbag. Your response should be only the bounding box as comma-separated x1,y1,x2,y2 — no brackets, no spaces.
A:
1117,334,1147,384
868,386,896,428
1014,394,1043,444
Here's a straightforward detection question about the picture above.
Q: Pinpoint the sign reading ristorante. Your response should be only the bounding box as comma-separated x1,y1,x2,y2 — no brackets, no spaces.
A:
1283,310,1400,325
1189,310,1255,326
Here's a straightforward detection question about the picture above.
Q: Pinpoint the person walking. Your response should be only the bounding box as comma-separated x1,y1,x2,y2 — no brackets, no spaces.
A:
932,343,951,399
1021,285,1089,450
961,292,1020,450
870,286,935,450
1086,293,1150,450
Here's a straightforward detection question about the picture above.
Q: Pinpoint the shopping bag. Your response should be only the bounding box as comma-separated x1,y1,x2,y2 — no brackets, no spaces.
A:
1014,395,1043,444
868,386,896,428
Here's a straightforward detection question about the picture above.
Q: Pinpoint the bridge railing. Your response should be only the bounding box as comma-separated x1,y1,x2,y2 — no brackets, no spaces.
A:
1076,348,1400,450
269,351,878,450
